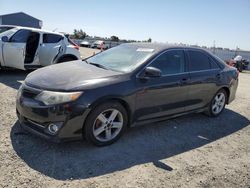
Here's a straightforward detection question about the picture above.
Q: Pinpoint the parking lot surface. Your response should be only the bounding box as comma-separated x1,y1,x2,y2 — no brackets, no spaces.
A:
0,53,250,187
79,47,100,59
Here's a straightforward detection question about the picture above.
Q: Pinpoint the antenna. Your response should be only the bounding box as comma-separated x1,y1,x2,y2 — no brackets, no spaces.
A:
52,28,58,32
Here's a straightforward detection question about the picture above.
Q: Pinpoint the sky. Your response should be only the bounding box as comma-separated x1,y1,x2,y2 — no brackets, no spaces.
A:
0,0,250,50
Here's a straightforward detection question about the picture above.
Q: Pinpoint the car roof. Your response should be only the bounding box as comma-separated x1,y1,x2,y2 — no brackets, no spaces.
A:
0,25,16,28
0,25,64,36
121,42,207,54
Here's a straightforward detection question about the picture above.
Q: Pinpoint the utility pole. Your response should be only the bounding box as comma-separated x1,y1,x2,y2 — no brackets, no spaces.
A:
213,40,216,54
235,46,238,57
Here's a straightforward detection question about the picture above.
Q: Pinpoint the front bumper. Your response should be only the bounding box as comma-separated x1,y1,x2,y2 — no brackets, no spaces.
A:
17,112,62,142
16,84,91,142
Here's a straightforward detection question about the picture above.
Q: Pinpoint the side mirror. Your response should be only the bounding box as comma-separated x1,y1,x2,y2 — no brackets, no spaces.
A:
142,66,162,78
1,36,9,42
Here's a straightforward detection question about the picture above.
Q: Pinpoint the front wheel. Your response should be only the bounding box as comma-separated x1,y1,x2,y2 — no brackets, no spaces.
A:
84,101,128,146
206,89,227,117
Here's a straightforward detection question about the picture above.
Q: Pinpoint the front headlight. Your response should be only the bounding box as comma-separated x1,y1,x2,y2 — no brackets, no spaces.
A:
35,91,83,105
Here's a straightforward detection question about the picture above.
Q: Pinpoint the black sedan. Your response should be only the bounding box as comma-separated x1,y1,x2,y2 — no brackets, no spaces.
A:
16,43,239,146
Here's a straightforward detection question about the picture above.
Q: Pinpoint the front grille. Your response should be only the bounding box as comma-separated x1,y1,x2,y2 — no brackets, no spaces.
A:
26,118,46,129
22,116,48,132
22,89,38,98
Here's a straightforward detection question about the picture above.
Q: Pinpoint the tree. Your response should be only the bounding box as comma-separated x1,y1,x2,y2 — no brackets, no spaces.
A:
72,29,87,39
79,29,86,39
110,35,119,42
147,38,152,43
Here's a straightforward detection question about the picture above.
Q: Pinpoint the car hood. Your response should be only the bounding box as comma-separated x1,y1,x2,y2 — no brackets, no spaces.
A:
25,60,123,91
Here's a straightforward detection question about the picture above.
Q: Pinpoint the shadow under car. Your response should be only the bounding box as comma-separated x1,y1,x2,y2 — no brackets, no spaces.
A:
11,108,249,180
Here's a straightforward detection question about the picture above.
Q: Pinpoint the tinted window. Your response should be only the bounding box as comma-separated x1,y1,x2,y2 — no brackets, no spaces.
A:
43,34,63,43
150,50,185,75
10,29,31,43
209,57,220,69
188,50,212,71
211,55,226,68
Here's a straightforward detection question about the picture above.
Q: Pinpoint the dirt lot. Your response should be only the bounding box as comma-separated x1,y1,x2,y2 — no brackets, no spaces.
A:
79,47,100,59
0,56,250,187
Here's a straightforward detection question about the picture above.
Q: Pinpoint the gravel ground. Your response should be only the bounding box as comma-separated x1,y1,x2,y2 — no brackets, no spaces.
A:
79,47,100,59
0,65,250,187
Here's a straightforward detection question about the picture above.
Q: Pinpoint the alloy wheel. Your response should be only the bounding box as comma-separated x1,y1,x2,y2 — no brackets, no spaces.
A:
92,109,123,142
212,92,226,115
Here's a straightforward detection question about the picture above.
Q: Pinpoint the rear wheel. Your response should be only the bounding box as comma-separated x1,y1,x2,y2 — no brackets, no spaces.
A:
84,101,128,146
206,89,227,117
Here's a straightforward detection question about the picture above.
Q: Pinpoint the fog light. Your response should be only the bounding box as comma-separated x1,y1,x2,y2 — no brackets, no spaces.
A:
48,124,59,134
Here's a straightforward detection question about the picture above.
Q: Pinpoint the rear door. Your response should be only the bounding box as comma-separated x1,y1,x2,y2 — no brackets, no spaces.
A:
39,33,65,66
185,49,221,111
2,29,31,70
135,49,190,121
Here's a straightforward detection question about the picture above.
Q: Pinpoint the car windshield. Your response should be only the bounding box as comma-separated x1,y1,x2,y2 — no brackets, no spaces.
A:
0,26,14,34
86,44,155,72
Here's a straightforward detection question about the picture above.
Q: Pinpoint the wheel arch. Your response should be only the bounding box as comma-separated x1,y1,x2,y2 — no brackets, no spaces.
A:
85,96,132,128
220,86,230,104
56,54,78,63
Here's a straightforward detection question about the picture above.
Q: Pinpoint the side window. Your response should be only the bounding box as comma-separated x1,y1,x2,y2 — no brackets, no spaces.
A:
10,29,31,43
43,34,63,43
151,50,185,75
188,50,212,71
209,57,220,69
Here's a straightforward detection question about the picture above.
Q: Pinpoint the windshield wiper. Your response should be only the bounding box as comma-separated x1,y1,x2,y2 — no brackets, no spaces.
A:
83,59,109,70
83,59,89,64
89,62,108,70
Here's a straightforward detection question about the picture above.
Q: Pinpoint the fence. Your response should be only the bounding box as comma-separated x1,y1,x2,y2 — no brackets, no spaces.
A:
207,48,250,61
73,38,250,68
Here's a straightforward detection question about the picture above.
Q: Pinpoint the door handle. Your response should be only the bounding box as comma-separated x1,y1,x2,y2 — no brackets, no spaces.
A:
180,78,189,85
58,46,63,53
216,73,221,79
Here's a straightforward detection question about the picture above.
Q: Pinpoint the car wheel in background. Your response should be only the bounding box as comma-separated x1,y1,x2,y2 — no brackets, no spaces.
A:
84,101,128,146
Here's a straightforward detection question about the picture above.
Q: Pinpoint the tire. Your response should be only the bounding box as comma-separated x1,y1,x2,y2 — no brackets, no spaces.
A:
84,101,128,146
205,89,227,117
57,56,76,63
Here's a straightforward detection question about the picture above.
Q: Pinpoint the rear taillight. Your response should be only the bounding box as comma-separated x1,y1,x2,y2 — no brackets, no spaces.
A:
73,45,79,50
67,37,80,50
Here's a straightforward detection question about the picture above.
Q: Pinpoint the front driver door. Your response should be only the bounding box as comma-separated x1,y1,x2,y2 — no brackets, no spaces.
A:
2,29,31,70
135,49,190,122
39,33,65,66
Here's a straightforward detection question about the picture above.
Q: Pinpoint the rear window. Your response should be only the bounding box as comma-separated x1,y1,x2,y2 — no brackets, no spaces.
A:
188,50,211,71
209,57,220,69
43,34,63,43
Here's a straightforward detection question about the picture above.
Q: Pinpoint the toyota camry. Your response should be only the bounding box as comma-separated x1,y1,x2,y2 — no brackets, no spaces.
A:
16,43,238,146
